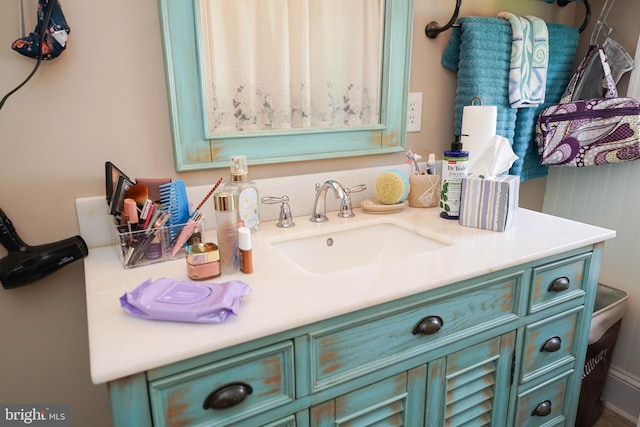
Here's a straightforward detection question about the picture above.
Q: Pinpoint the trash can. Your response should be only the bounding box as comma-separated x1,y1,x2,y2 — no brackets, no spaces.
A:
576,283,629,427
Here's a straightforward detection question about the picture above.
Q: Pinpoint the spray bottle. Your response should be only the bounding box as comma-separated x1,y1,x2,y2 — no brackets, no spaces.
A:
223,155,260,232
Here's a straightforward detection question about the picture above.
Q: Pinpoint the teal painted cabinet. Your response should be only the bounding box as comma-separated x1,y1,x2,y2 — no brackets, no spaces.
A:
108,244,603,426
310,366,428,426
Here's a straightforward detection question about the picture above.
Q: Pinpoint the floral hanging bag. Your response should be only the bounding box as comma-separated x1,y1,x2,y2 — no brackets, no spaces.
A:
536,44,640,167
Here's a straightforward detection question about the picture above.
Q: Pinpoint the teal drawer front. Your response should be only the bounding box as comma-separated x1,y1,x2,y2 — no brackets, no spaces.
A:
529,253,591,314
149,341,295,427
521,308,582,383
307,274,521,392
515,369,573,427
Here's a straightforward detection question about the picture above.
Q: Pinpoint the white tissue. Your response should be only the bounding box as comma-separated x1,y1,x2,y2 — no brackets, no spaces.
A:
472,135,519,178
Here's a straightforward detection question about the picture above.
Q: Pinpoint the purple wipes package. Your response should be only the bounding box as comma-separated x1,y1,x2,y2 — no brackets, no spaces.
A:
120,278,252,323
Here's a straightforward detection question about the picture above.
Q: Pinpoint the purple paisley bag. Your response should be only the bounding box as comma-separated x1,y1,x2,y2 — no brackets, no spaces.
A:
536,45,640,167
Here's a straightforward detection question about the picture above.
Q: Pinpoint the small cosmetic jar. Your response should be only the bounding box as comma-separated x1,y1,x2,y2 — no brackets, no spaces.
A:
185,243,221,280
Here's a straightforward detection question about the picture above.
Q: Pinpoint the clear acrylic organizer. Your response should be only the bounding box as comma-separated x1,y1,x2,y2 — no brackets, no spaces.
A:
111,217,205,269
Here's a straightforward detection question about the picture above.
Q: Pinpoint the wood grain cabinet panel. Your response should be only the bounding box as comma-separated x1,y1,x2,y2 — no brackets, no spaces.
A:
529,253,591,314
520,308,582,383
310,366,427,426
148,341,295,427
515,370,573,427
306,273,521,392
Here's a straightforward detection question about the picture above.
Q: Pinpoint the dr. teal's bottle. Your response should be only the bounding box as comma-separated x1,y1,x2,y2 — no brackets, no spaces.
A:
440,135,468,219
223,155,260,232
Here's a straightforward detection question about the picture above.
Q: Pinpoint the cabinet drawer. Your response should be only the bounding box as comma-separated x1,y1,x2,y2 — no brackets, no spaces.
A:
520,308,582,383
307,273,521,392
149,341,295,427
515,369,574,427
529,253,591,313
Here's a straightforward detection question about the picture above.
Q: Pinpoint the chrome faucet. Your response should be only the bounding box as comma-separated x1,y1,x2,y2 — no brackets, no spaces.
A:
310,180,366,222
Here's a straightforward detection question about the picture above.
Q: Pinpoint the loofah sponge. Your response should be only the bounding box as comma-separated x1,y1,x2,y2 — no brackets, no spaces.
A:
375,170,409,205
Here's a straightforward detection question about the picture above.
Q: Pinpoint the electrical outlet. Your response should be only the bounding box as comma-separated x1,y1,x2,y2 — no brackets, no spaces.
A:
407,92,423,132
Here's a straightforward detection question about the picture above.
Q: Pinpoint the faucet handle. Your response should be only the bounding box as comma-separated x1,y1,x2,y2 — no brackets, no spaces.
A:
345,184,367,195
261,196,295,228
337,184,367,218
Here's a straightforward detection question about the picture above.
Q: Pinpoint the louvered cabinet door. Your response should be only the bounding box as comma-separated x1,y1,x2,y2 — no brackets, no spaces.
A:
426,332,517,427
310,365,428,426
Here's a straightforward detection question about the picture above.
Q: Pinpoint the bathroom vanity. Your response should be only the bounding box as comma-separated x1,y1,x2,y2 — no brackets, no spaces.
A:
81,205,614,426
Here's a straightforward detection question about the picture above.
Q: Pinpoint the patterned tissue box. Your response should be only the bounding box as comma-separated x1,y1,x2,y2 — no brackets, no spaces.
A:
459,174,519,232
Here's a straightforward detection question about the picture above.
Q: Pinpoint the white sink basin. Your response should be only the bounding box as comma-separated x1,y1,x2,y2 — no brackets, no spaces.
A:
271,222,450,274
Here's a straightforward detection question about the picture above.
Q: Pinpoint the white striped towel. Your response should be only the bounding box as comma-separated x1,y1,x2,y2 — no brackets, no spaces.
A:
497,12,549,108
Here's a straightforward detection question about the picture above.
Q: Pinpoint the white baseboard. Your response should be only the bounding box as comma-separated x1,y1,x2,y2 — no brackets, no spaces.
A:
602,366,640,423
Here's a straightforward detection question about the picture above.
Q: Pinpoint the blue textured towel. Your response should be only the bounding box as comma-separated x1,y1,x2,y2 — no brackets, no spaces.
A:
442,17,517,168
442,18,579,181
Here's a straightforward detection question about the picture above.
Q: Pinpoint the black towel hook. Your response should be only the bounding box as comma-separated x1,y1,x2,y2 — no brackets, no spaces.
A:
557,0,591,33
425,0,591,38
425,0,462,39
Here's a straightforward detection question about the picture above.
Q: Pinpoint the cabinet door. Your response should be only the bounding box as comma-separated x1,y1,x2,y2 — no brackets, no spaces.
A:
426,332,516,427
310,365,427,426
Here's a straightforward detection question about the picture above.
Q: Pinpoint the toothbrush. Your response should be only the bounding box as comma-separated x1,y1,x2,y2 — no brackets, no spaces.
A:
405,150,422,175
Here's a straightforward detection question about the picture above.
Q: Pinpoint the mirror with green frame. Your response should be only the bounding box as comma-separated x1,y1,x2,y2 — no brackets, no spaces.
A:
158,0,414,171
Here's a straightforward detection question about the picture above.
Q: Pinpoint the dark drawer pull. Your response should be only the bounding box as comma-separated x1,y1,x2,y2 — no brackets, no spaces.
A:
412,315,443,335
547,276,570,292
531,400,552,417
203,382,253,410
540,336,562,353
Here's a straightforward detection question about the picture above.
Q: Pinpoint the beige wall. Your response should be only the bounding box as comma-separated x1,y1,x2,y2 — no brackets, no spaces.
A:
0,1,579,425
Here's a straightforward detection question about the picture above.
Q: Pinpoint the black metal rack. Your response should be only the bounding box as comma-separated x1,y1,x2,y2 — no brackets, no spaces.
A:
425,0,591,39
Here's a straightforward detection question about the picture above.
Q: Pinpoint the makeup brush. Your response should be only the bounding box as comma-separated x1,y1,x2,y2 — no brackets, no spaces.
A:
126,183,149,206
168,177,223,258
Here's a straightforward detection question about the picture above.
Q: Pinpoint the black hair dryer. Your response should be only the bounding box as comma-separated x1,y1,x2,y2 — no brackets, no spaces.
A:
0,207,88,289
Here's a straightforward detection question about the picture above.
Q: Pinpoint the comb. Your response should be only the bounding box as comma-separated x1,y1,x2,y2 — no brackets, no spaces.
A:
158,180,190,245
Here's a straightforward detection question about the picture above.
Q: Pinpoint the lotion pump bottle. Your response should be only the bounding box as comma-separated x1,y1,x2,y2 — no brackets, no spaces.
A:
440,135,469,219
224,155,260,232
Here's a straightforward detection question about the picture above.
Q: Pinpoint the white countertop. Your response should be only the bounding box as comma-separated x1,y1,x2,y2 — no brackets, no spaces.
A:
84,206,614,384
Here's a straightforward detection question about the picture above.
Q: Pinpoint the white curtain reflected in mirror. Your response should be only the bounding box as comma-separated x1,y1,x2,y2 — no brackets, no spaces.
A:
199,0,383,134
